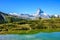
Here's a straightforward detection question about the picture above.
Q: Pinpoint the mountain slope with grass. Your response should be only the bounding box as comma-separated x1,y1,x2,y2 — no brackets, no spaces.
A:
0,11,60,34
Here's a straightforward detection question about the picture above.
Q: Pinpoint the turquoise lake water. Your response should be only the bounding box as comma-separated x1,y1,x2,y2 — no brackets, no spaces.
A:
0,32,60,40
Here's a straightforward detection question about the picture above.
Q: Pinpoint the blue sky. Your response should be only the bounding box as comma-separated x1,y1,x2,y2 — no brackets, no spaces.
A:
0,0,60,15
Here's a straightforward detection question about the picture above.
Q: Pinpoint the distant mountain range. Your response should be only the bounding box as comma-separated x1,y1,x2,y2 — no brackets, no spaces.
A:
0,8,60,21
8,8,51,20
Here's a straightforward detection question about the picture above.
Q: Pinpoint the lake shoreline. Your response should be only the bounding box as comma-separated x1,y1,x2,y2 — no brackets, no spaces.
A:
0,29,60,35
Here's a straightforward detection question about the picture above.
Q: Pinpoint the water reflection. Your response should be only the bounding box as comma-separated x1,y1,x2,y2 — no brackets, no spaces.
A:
0,32,60,40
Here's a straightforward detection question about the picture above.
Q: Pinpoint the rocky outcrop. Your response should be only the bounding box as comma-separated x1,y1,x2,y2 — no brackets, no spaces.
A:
0,14,5,20
0,12,5,23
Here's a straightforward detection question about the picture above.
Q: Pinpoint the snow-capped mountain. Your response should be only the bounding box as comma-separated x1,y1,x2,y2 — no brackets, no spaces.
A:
33,8,43,17
9,8,50,20
33,8,50,18
40,13,50,18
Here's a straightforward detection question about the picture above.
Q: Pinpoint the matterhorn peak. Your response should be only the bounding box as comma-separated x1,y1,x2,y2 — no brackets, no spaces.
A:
36,8,44,15
34,8,44,17
33,8,50,18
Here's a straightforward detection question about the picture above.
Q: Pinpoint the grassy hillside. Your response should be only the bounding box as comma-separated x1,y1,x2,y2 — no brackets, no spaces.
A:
0,12,60,34
0,15,60,34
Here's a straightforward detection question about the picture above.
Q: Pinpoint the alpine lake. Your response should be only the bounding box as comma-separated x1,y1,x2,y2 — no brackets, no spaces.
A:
0,32,60,40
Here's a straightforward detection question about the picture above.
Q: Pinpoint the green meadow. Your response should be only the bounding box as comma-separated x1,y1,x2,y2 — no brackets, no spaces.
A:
0,15,60,34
